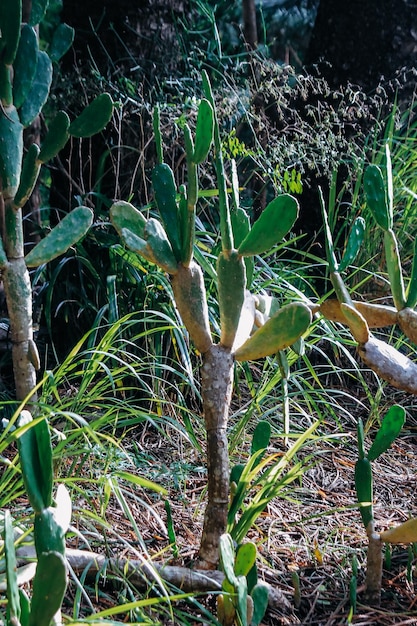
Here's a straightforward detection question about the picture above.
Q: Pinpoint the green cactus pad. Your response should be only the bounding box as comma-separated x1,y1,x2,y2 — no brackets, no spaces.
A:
0,105,24,199
34,508,66,556
152,163,182,261
17,412,53,513
384,228,406,310
12,24,38,109
29,551,67,626
193,98,214,164
251,420,271,455
13,143,41,210
220,533,238,587
250,583,269,626
48,23,75,62
0,0,21,65
29,0,49,25
25,206,94,267
178,184,195,266
234,301,312,361
338,216,366,272
217,250,246,348
235,542,257,577
367,405,405,462
120,222,179,275
364,164,392,231
3,510,21,624
38,111,70,163
238,194,299,256
68,93,113,138
110,200,147,239
354,458,373,529
405,238,417,309
18,50,52,127
231,207,253,287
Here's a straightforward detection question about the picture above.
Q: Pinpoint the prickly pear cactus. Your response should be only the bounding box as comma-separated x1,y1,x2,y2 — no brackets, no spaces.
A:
0,0,113,402
110,71,312,568
15,411,72,626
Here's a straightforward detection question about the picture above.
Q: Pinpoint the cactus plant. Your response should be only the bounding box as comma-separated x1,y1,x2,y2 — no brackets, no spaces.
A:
0,0,113,404
353,407,406,604
110,71,312,568
2,411,72,625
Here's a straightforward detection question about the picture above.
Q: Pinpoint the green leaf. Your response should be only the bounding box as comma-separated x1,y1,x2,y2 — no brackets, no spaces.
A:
12,24,38,109
364,164,392,231
38,111,70,163
18,50,52,127
234,302,312,361
25,206,94,267
152,163,182,261
48,23,75,62
69,93,113,138
238,195,299,256
367,405,405,462
29,551,67,626
338,217,366,272
235,542,257,577
193,98,214,164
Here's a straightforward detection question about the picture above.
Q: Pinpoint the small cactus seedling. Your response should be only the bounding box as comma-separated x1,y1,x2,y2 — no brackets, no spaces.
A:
217,533,269,626
353,407,406,604
0,0,113,403
110,71,312,568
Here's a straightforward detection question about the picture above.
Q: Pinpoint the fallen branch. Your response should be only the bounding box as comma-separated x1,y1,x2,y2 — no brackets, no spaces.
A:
11,545,292,613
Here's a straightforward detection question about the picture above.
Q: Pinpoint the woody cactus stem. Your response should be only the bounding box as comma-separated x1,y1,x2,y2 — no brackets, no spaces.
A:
0,0,112,403
200,344,234,568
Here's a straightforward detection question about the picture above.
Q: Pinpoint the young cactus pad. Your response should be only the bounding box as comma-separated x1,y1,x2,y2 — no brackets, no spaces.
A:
238,194,299,257
234,301,312,361
25,206,94,267
68,93,113,138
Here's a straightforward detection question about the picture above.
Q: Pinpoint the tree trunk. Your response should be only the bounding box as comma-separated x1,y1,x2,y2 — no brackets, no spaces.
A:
242,0,258,51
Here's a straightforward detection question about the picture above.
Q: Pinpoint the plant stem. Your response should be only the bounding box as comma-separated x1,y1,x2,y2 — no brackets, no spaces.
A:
198,343,234,568
365,521,383,605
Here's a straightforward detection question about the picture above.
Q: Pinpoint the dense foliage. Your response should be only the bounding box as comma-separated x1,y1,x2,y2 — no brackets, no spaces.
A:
1,2,417,625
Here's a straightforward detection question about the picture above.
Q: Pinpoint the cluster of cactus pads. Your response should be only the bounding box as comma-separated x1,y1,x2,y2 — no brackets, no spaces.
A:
2,412,71,625
110,70,312,567
0,0,113,402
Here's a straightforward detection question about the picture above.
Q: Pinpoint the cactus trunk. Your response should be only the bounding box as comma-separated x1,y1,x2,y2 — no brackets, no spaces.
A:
199,344,234,568
2,201,37,402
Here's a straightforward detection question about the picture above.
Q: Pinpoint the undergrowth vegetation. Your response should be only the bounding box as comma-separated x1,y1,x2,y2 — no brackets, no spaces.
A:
1,1,417,625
